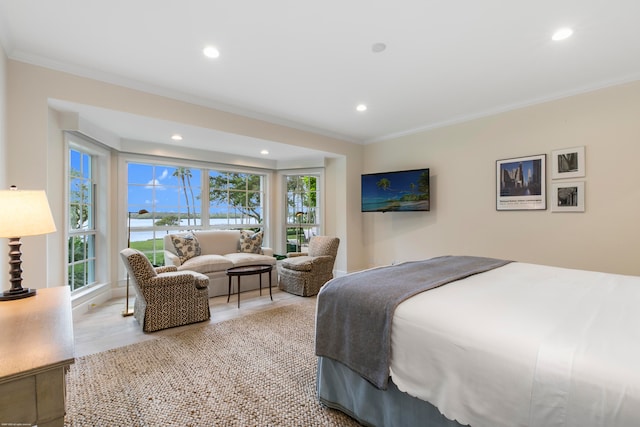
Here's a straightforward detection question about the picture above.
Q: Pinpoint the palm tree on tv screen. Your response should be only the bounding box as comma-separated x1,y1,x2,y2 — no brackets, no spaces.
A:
376,178,391,191
418,172,429,197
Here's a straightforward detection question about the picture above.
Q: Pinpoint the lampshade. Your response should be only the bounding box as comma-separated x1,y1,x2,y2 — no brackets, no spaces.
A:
0,189,57,238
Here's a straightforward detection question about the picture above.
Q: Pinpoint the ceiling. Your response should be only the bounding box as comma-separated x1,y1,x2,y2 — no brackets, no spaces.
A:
1,1,640,160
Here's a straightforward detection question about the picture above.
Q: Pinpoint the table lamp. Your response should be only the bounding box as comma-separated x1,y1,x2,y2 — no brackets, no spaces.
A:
0,186,57,301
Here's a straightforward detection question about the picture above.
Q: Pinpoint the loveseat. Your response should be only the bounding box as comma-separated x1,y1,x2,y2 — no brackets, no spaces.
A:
163,229,277,298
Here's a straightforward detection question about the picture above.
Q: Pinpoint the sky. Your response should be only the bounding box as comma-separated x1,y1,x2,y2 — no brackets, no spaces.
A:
127,163,202,214
500,160,538,186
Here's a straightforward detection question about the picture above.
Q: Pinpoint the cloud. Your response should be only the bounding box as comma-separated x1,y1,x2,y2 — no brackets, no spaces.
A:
145,169,171,190
144,169,170,189
145,179,166,190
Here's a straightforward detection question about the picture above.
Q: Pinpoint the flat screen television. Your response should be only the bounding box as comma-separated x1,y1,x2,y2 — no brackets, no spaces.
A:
361,168,430,212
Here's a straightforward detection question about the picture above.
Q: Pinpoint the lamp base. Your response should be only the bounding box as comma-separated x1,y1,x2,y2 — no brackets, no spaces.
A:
0,287,37,301
122,308,134,317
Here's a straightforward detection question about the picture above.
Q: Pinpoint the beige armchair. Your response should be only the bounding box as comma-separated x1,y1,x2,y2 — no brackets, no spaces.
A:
277,236,340,296
120,248,210,332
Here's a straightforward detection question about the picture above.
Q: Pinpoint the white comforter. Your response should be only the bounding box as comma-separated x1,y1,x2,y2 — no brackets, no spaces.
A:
389,262,640,427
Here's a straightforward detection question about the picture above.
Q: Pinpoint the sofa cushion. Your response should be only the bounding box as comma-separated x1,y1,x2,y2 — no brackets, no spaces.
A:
280,255,314,272
169,233,201,263
239,230,264,254
178,254,234,274
224,252,277,267
194,230,240,255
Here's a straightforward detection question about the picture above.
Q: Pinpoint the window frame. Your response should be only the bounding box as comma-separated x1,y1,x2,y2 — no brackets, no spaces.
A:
65,133,109,293
207,170,266,229
123,156,270,265
282,170,323,253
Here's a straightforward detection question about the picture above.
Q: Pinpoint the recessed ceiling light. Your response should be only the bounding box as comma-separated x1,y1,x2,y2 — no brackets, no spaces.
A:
203,45,220,58
552,28,573,41
171,134,183,141
356,104,367,112
372,42,387,53
260,150,269,155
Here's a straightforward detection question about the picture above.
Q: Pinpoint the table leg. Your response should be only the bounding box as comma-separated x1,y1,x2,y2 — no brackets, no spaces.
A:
227,275,232,303
259,273,263,296
269,268,273,301
237,276,241,309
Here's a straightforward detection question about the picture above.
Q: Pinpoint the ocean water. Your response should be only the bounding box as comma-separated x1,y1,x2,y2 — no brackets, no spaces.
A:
128,218,259,242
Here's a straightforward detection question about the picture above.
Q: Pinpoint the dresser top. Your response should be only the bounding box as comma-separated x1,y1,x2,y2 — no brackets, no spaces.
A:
0,286,75,382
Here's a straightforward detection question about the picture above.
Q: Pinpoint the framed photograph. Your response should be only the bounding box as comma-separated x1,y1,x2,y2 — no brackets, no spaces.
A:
551,146,585,179
551,181,585,212
496,154,546,211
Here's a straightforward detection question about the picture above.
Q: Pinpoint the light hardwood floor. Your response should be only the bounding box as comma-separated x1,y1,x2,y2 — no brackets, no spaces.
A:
72,288,309,357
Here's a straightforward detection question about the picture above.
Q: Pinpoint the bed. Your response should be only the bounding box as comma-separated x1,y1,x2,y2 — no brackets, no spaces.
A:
315,256,640,427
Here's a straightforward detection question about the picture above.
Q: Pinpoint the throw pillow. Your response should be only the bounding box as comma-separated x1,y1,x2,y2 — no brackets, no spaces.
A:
170,233,201,264
239,230,263,254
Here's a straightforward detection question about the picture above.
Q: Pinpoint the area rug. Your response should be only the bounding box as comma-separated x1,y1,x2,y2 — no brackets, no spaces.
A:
64,301,360,426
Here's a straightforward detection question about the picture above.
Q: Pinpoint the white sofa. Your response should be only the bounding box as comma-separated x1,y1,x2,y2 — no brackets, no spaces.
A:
163,230,277,298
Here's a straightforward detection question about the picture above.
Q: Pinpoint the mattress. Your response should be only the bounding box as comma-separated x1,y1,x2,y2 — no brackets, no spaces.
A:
388,262,640,427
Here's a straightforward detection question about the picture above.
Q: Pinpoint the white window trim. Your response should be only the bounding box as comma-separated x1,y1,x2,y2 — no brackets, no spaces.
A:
279,168,324,253
65,132,111,294
118,153,274,278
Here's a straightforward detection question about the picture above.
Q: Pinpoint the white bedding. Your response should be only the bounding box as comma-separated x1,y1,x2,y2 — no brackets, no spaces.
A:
389,262,640,427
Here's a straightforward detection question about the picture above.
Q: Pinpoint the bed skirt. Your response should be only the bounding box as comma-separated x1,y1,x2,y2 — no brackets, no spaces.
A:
317,357,465,427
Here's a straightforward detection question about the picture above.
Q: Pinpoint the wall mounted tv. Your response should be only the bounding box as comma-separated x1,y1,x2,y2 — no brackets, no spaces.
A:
361,168,430,212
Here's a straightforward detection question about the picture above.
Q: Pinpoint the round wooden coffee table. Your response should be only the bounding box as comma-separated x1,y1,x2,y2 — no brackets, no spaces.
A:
226,264,273,308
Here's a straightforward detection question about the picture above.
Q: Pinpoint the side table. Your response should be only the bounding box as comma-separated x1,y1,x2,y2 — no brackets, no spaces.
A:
226,264,273,308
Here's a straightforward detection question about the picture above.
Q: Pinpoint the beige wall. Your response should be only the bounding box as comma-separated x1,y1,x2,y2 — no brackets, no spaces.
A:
5,60,365,292
363,81,640,276
6,56,637,294
0,44,7,285
0,43,6,187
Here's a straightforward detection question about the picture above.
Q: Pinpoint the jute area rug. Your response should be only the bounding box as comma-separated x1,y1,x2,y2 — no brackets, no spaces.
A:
64,299,361,426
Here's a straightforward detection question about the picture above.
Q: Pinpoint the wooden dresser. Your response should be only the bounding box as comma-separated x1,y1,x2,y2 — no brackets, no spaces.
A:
0,286,75,427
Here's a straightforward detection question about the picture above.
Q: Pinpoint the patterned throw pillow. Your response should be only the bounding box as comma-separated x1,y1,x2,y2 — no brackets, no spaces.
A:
170,233,201,264
239,230,263,254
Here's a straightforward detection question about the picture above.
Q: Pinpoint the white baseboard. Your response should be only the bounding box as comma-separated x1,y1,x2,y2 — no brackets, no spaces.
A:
71,282,113,318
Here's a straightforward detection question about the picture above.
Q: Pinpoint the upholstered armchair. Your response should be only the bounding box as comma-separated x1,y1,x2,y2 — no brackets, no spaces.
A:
120,248,210,332
277,236,340,296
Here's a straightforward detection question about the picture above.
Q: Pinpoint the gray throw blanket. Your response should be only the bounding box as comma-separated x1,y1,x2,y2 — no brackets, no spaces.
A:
315,255,512,390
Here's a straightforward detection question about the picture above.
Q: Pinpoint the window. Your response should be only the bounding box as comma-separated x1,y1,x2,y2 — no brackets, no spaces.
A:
66,133,110,294
67,148,96,291
127,162,266,264
208,171,264,227
127,163,202,265
285,174,320,252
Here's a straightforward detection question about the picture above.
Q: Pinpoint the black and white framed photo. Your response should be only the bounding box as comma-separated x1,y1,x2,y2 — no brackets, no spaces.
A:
551,181,585,212
496,154,546,211
551,146,585,179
